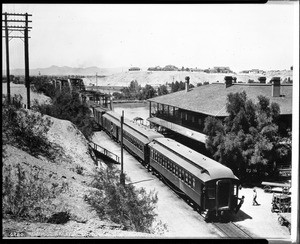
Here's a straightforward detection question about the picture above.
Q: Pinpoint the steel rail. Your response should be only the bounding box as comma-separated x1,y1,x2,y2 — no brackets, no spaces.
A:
213,221,253,239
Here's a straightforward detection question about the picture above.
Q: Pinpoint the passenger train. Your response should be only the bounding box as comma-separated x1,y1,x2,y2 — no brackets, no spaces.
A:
92,106,240,220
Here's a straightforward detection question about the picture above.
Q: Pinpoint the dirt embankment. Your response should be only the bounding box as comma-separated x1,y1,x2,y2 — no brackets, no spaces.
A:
2,86,155,237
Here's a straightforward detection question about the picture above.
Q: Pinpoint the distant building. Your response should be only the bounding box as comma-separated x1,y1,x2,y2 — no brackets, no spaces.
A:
129,67,141,71
148,66,163,71
241,69,265,74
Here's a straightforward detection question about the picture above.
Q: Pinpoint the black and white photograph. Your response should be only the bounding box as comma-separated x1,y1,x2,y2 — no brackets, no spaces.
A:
2,1,299,242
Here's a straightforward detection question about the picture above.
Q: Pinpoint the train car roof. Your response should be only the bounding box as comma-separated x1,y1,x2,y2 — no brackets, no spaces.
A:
124,120,164,142
103,111,164,144
149,138,238,182
103,111,121,126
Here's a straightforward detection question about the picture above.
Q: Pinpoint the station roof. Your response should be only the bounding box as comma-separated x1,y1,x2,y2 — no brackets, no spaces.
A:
147,117,206,143
149,138,238,182
148,83,293,117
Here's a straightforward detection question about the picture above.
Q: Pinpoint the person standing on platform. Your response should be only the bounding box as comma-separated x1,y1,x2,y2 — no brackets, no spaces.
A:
253,189,259,206
235,195,245,213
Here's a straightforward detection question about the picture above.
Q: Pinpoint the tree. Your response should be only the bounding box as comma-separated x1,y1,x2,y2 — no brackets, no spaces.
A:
157,85,169,96
140,85,156,100
204,92,288,184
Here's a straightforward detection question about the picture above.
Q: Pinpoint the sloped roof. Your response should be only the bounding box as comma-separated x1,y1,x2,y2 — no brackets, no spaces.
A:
148,83,293,117
149,138,238,182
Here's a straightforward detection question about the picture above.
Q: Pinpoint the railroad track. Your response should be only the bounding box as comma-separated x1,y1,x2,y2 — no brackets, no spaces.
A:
213,221,252,238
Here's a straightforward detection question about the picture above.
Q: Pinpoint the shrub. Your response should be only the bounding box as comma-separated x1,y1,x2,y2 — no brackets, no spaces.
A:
2,95,63,161
86,166,158,233
2,163,69,222
30,76,57,98
32,89,94,140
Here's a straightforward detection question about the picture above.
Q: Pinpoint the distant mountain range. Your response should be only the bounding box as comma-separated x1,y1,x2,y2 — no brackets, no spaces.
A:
4,65,127,76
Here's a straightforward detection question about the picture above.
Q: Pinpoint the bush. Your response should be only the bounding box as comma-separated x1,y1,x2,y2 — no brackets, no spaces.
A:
2,95,63,161
30,76,57,98
2,163,69,222
86,166,158,233
32,89,94,140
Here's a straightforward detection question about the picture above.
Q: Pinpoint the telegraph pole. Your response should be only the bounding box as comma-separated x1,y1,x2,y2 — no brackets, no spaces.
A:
120,110,125,186
2,12,32,108
24,13,30,109
4,13,10,103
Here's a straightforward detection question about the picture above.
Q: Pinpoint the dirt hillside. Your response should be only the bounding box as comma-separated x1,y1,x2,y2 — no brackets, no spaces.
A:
83,70,293,87
2,86,156,237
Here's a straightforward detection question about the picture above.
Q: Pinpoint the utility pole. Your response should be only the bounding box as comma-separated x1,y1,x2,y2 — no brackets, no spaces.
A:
24,13,30,109
2,12,32,108
120,110,125,186
96,72,98,87
4,13,10,104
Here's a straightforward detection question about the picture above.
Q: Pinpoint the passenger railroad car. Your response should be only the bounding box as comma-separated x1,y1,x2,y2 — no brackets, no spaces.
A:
148,137,239,219
102,111,122,140
122,121,164,166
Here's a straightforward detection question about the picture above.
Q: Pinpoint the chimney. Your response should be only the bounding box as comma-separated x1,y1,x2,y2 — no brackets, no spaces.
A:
258,76,266,83
270,77,281,97
224,76,233,88
185,76,190,92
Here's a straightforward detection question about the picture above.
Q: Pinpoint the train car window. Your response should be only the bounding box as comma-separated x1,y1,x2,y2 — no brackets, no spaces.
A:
179,168,181,178
233,185,237,195
185,172,188,183
192,178,195,188
181,170,184,180
207,187,215,199
173,164,175,174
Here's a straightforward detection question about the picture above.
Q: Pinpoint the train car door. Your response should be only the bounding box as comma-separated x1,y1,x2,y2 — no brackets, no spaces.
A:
216,179,232,211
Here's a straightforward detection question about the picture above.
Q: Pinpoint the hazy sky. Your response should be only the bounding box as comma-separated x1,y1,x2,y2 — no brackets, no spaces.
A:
2,2,298,72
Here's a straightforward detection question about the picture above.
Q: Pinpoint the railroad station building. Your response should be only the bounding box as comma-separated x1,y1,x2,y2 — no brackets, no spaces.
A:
147,76,292,155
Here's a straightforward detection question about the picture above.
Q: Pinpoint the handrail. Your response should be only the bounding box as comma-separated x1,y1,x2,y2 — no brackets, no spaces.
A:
89,140,120,163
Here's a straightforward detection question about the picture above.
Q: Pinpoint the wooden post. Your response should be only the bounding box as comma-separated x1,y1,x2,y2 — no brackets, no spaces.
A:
24,13,30,109
120,110,125,186
4,13,11,104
